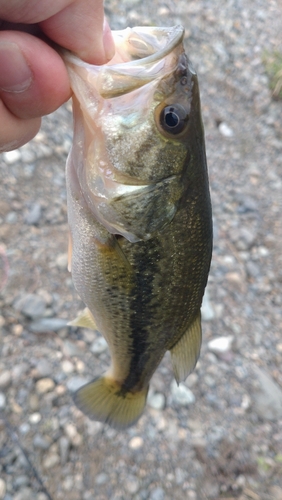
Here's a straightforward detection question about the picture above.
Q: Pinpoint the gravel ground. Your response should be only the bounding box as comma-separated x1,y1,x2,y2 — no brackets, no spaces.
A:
1,1,282,499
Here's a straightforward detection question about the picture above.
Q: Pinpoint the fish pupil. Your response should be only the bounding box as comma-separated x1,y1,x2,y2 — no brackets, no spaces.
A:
165,109,179,128
160,104,188,135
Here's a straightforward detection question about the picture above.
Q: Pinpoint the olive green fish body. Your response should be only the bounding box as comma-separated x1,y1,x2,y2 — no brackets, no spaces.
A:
64,26,212,429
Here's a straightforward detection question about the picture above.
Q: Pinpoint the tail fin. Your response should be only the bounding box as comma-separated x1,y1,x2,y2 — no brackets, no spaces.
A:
73,377,148,430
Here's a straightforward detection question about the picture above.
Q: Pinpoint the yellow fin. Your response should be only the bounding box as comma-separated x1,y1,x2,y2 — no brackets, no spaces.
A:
170,312,202,384
68,308,97,330
73,376,148,430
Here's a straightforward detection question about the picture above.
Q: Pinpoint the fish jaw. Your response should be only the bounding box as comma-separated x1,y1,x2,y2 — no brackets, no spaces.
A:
63,26,192,242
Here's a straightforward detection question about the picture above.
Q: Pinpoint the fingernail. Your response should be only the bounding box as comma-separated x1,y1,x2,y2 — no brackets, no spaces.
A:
103,18,115,62
0,41,33,92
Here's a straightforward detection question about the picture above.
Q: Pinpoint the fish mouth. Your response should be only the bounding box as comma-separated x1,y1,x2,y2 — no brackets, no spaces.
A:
63,26,185,98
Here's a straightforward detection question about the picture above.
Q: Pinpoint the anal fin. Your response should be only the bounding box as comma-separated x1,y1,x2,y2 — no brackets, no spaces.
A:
170,312,202,384
68,307,98,330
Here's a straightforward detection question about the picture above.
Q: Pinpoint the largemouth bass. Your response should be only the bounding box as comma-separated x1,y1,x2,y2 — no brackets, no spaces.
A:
63,25,212,430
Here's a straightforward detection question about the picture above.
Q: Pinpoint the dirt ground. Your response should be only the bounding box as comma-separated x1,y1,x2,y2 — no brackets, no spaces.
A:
0,1,282,499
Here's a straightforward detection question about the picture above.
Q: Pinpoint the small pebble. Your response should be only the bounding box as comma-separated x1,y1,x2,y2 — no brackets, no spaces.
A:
95,473,108,485
64,422,83,446
170,381,195,406
42,453,60,469
14,487,35,500
3,149,21,164
19,423,31,435
90,336,108,354
33,434,51,450
56,253,68,269
29,318,68,333
0,478,6,500
29,412,42,424
36,378,55,394
150,487,165,500
24,203,42,225
35,359,53,377
125,475,139,494
0,393,6,410
59,436,71,465
62,476,74,491
0,370,11,389
66,376,90,393
201,290,215,321
129,436,144,449
208,336,234,354
61,360,75,374
29,393,39,411
147,391,165,410
218,122,234,137
14,293,46,319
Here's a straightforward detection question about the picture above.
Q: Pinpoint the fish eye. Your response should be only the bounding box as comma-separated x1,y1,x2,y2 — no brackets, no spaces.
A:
159,104,189,135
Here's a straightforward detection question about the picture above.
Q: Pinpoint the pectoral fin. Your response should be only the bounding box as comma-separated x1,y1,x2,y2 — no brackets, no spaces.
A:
68,307,98,330
170,312,202,384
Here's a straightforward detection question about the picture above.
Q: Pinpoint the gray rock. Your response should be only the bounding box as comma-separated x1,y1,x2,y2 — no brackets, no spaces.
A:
5,211,18,224
90,336,108,354
35,359,53,377
170,381,195,406
95,473,108,485
208,335,234,355
14,294,46,319
218,122,234,137
14,488,36,500
66,376,90,393
0,478,6,500
201,289,215,321
13,475,30,489
3,149,21,164
252,365,282,420
59,436,71,465
150,487,165,500
125,475,139,494
0,370,11,389
63,339,84,357
0,392,6,410
24,203,42,225
230,227,257,251
147,391,166,410
33,434,51,450
29,318,68,333
12,362,29,382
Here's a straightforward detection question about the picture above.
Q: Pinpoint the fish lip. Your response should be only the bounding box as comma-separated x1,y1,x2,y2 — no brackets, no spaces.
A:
63,25,184,70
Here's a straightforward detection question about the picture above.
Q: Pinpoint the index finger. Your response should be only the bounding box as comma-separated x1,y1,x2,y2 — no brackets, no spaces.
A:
0,0,115,64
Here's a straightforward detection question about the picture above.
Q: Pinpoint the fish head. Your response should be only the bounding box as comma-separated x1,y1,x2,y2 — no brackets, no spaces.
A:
64,26,203,242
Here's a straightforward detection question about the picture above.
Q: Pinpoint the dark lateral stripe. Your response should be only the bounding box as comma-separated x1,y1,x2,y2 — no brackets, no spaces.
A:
121,240,160,392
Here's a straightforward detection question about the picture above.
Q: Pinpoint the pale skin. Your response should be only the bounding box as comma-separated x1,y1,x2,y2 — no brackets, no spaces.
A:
0,0,115,152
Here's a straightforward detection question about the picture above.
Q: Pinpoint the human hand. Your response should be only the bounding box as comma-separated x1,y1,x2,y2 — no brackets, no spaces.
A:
0,0,115,152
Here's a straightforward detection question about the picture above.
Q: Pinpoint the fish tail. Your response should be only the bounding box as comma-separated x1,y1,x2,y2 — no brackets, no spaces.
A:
73,376,148,430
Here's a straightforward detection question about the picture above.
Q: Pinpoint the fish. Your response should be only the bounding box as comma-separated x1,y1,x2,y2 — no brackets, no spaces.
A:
63,25,212,430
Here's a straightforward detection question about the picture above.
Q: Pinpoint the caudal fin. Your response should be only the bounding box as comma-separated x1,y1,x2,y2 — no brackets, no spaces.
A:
73,377,148,430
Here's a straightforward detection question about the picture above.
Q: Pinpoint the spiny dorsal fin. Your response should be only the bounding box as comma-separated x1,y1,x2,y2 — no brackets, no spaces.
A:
68,307,97,330
170,312,202,384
